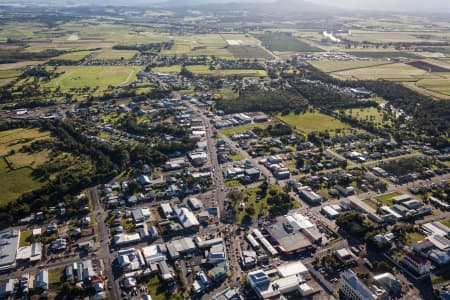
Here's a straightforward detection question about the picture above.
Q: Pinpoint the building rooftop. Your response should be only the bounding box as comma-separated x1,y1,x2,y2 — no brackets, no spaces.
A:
0,230,20,271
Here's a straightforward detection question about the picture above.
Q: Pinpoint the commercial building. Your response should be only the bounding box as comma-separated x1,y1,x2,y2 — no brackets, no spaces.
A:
339,270,382,300
402,252,431,275
0,229,20,271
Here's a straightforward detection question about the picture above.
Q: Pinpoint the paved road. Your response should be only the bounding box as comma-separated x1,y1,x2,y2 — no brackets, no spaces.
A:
90,187,120,300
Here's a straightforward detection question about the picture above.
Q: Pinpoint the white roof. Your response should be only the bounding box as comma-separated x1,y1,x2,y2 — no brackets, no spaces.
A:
176,207,199,228
277,261,308,277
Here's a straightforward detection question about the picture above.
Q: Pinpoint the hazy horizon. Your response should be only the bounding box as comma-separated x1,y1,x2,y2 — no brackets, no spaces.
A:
1,0,450,13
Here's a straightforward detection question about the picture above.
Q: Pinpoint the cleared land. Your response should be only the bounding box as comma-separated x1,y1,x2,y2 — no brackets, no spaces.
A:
337,30,450,44
277,111,351,134
162,34,232,58
43,66,141,92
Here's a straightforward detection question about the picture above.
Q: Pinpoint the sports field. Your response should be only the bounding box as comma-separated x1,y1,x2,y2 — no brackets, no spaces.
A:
277,111,351,134
43,66,141,92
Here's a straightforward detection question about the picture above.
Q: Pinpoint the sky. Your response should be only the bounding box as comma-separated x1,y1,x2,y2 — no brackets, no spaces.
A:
304,0,450,12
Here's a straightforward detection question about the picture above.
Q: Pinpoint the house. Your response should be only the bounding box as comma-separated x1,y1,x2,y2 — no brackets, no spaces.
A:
35,269,49,290
335,184,355,196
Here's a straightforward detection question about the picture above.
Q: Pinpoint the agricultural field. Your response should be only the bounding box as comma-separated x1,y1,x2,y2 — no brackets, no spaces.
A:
42,66,142,92
416,77,450,97
255,32,323,52
337,30,450,44
276,111,352,134
227,45,273,59
94,49,138,60
161,34,232,58
309,60,391,73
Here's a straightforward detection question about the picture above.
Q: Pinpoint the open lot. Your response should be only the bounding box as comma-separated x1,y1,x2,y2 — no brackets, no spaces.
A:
277,111,352,134
220,122,270,136
338,107,391,127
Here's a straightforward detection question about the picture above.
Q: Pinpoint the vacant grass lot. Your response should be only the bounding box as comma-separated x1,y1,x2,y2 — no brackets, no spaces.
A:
375,192,401,206
220,123,269,136
43,66,141,92
277,111,351,134
19,230,33,247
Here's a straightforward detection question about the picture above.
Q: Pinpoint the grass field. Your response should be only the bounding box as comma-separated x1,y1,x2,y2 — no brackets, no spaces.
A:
332,63,426,80
94,49,138,60
53,51,94,61
337,30,449,44
152,64,266,77
406,232,426,244
256,32,322,52
416,78,450,96
0,128,51,156
309,60,391,73
277,111,351,134
375,192,401,206
345,51,422,59
161,34,232,58
0,158,45,205
43,66,141,92
440,219,450,228
338,107,391,126
0,69,22,86
233,185,299,223
19,230,33,247
220,123,269,136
